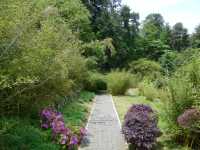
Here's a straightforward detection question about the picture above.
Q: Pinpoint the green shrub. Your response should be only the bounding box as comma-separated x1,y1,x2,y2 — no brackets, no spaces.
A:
162,77,199,147
0,0,90,116
129,58,162,80
81,38,115,70
162,59,200,148
158,49,200,75
159,50,179,73
138,81,158,101
84,72,107,92
153,76,168,88
95,79,107,91
160,48,200,75
179,48,200,66
0,118,59,150
79,91,95,102
105,70,135,95
167,77,193,121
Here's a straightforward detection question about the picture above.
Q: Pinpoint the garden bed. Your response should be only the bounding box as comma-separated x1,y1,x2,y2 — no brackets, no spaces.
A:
113,94,191,150
0,91,95,150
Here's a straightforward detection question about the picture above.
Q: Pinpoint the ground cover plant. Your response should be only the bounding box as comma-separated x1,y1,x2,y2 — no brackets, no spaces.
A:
0,91,94,150
40,107,86,150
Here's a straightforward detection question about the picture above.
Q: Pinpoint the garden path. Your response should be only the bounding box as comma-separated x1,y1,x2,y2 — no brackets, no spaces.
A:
79,95,126,150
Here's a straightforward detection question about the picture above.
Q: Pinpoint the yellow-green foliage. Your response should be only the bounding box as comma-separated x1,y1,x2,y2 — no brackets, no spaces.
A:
129,58,162,80
161,59,200,147
105,70,135,95
138,81,158,101
0,0,90,115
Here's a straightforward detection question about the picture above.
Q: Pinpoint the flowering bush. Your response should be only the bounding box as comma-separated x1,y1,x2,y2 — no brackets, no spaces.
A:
122,104,161,150
177,108,200,128
40,107,87,150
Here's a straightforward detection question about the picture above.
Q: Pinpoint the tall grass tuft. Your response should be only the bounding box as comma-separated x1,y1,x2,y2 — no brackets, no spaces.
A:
138,81,158,101
162,59,200,148
105,70,136,95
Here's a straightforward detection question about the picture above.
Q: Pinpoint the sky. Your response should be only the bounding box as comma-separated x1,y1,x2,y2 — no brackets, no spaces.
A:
122,0,200,34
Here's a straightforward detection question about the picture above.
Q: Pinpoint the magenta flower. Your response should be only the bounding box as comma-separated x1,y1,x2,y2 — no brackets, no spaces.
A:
41,107,57,122
51,120,65,133
55,113,64,121
177,108,200,128
70,135,78,145
61,127,71,136
60,134,68,145
40,107,85,149
80,127,87,136
41,123,49,129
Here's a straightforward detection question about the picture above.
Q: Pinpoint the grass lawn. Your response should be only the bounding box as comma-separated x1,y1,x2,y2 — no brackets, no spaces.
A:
0,91,95,150
113,95,163,124
113,90,191,150
62,91,95,132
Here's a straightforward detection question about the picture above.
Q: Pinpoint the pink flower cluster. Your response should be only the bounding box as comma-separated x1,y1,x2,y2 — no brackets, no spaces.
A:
177,108,200,128
40,107,87,150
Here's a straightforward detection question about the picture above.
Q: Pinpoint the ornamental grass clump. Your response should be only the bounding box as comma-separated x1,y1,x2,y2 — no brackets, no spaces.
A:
122,104,161,150
105,70,135,95
40,107,87,150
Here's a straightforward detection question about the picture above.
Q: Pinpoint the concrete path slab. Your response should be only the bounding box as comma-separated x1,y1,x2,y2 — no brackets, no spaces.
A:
79,95,126,150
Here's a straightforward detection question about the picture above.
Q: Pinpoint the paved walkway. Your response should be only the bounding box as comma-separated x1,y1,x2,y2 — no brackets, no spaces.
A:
80,95,126,150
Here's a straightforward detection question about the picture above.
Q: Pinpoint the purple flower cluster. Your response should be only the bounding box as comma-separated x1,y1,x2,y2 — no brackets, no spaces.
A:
122,104,161,150
40,107,87,149
177,108,200,128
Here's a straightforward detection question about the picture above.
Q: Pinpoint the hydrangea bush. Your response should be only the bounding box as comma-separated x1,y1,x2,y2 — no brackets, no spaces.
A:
177,108,200,128
40,107,87,150
122,104,161,150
